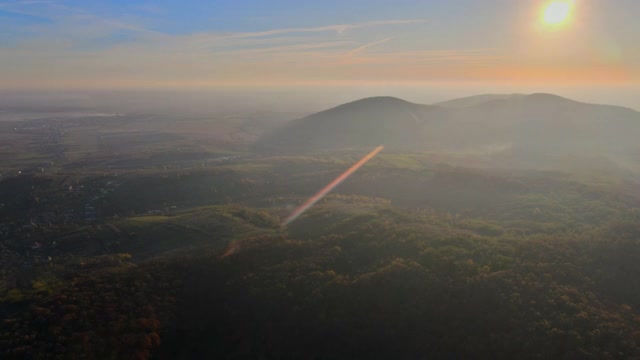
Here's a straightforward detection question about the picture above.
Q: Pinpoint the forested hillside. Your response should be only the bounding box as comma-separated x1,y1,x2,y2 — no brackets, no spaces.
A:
256,95,640,174
2,150,640,359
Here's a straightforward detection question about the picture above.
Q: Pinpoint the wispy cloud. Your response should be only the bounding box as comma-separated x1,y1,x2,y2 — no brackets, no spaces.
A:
0,0,164,39
233,19,425,38
189,19,426,48
347,37,393,57
249,41,352,54
0,0,60,6
1,1,639,89
0,5,529,90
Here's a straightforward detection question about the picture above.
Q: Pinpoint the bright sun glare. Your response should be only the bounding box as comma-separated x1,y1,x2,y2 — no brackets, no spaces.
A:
542,1,573,25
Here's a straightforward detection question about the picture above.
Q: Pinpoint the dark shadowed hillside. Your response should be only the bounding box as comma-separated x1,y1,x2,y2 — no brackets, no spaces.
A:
433,93,640,155
254,96,437,153
254,94,640,171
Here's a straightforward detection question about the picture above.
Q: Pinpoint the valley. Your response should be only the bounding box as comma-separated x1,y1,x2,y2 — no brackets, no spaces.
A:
2,94,640,359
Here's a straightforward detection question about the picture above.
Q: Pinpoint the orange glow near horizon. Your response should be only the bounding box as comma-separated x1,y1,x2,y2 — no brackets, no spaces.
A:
2,64,636,91
2,0,639,91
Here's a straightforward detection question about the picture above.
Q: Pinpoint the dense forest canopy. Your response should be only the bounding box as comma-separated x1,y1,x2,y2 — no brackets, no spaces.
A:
2,93,640,359
2,151,640,358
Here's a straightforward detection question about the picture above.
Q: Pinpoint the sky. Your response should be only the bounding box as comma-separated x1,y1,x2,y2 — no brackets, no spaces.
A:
1,0,639,106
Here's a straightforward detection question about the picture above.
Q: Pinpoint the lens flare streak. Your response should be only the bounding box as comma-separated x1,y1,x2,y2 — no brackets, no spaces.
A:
282,145,384,227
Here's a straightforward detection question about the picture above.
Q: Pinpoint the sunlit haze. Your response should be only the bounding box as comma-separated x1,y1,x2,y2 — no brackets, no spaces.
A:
0,0,638,106
542,1,574,25
4,2,640,359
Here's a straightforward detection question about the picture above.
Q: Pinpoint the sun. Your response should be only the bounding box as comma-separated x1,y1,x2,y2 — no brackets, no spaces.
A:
542,1,573,25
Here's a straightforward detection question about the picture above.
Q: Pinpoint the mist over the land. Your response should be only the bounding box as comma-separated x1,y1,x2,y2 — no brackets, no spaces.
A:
3,0,640,357
3,88,640,359
2,84,639,119
3,88,640,176
254,93,640,176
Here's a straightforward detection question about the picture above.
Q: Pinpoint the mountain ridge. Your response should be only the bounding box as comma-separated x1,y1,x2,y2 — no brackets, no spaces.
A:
434,93,525,108
254,94,640,165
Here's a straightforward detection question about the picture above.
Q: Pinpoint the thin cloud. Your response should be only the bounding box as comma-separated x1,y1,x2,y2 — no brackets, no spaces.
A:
0,0,165,38
1,0,60,5
348,37,393,57
232,19,425,38
190,19,426,48
229,41,353,55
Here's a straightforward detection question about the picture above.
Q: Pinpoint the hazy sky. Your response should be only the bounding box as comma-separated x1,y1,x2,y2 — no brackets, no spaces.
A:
1,0,639,105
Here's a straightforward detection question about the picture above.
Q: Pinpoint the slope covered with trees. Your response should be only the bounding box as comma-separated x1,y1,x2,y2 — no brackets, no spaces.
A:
3,133,640,359
255,94,640,173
